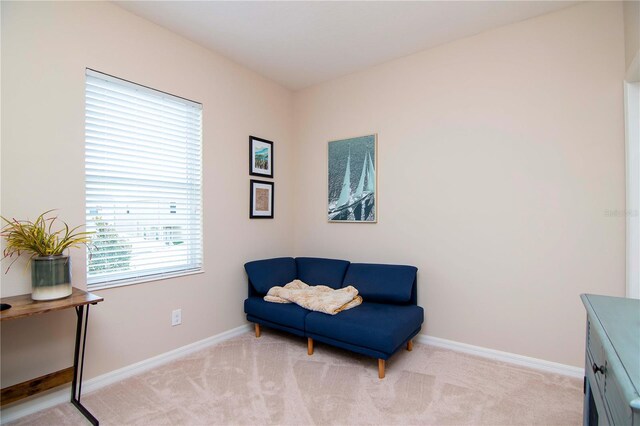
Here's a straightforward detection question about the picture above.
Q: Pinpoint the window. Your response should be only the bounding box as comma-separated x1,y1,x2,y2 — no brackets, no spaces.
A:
85,69,203,289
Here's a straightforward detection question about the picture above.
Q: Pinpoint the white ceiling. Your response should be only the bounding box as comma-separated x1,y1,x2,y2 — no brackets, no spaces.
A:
114,1,579,90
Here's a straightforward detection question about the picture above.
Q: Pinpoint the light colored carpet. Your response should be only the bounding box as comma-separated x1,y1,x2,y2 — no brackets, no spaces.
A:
7,330,583,425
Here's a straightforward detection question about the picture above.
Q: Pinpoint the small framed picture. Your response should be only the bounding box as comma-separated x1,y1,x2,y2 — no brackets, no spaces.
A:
249,136,274,178
250,180,274,219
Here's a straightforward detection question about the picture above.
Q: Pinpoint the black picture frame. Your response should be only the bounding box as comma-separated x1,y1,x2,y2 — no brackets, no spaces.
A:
250,179,274,219
249,136,274,178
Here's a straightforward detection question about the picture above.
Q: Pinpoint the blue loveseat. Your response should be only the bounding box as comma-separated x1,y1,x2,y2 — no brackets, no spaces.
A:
243,257,424,378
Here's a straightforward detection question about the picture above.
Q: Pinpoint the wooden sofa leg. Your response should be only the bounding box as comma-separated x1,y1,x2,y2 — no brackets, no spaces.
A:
407,339,413,351
255,323,261,338
378,359,385,379
307,337,314,355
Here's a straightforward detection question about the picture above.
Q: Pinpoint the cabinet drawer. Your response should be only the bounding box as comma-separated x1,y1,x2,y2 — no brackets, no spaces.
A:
605,369,633,425
582,295,640,426
587,320,607,391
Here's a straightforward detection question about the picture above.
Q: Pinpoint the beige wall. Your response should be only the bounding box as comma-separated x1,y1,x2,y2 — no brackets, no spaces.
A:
624,1,640,71
624,0,640,81
0,0,628,396
1,1,294,387
292,2,626,367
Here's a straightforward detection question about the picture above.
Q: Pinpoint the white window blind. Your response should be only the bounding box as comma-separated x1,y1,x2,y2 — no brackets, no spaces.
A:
85,69,203,288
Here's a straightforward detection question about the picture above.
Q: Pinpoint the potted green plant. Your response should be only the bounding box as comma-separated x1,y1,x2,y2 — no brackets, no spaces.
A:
1,210,92,301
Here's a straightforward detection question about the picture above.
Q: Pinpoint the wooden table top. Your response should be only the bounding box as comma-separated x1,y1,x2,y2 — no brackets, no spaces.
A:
1,287,103,321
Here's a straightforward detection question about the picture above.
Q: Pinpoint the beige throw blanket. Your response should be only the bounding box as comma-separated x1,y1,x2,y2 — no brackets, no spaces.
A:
264,280,362,315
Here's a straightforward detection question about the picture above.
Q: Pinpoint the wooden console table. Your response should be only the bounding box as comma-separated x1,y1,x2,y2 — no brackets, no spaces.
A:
1,287,103,425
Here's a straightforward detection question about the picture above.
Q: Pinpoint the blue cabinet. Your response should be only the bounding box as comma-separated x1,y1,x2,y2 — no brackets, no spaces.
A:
582,294,640,425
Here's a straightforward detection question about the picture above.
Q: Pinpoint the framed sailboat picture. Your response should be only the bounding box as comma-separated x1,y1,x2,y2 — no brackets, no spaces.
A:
328,134,377,223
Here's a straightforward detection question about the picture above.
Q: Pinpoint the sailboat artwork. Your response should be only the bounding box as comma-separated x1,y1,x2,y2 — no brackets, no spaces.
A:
328,134,377,222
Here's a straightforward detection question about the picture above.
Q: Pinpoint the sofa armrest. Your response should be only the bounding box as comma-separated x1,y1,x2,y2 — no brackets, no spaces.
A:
248,278,260,298
244,257,297,296
409,276,418,305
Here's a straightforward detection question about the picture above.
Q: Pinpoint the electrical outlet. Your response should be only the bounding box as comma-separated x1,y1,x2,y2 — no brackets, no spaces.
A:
171,309,182,326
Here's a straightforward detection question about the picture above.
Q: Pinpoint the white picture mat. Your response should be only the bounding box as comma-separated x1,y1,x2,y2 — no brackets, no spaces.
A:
252,182,273,216
252,140,272,174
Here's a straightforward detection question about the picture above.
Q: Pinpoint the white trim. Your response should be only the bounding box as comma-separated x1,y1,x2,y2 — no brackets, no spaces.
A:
625,80,640,299
417,334,584,378
88,269,204,292
0,324,251,424
626,51,639,83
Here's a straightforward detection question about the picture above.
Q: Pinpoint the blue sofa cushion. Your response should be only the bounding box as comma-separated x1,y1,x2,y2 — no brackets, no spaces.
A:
305,302,423,354
244,257,297,295
244,297,309,330
343,263,417,303
295,257,350,289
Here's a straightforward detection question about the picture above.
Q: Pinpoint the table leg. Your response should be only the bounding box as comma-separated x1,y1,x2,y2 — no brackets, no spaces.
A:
71,305,99,426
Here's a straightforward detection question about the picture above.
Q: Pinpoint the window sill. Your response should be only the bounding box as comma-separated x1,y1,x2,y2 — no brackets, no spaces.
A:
88,269,204,291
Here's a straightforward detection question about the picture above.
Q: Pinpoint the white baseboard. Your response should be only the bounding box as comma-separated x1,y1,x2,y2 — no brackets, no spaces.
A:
0,324,251,425
417,334,584,378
